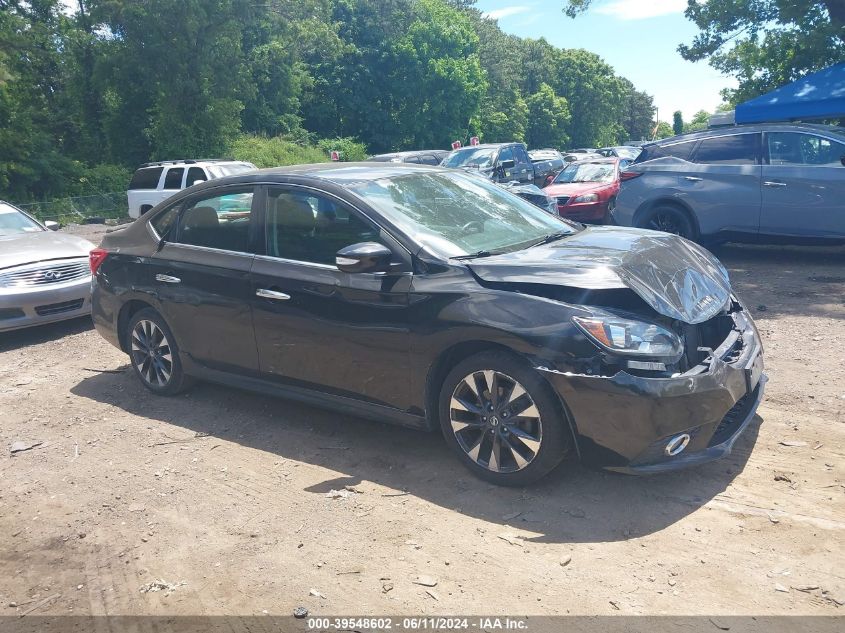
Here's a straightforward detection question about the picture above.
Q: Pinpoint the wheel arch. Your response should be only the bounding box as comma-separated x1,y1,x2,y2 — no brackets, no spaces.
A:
424,340,581,458
633,197,701,240
117,299,157,352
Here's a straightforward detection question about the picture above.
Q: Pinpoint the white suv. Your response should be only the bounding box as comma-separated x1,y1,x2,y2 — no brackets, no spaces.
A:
127,159,256,219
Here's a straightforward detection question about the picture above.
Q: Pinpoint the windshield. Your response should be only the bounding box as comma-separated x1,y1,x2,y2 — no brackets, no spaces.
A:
208,163,255,178
441,148,496,169
348,171,576,258
0,203,43,236
554,162,616,184
615,147,641,159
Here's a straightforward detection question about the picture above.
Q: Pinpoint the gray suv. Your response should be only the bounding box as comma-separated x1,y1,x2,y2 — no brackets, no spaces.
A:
612,123,845,244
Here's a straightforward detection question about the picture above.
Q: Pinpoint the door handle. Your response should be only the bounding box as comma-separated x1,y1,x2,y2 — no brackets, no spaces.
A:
763,181,787,187
256,288,291,301
684,176,702,182
155,274,181,284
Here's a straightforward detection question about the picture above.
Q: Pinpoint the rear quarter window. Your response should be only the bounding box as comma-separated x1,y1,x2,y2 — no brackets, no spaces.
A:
638,141,697,162
129,167,163,190
693,134,759,165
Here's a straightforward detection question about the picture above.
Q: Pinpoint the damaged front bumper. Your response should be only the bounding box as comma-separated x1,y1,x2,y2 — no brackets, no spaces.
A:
538,309,766,474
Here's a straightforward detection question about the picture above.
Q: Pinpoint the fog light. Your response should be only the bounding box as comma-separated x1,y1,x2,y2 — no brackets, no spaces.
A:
665,433,691,456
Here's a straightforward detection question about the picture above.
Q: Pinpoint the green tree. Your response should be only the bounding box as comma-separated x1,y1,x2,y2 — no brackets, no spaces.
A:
618,78,655,143
684,109,710,133
672,110,684,135
655,121,674,139
524,83,570,149
551,48,626,147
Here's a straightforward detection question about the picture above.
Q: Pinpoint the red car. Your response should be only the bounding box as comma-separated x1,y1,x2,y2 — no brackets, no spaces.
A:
542,157,624,223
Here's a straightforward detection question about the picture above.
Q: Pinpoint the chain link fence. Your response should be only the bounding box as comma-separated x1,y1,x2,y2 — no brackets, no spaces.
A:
17,192,129,225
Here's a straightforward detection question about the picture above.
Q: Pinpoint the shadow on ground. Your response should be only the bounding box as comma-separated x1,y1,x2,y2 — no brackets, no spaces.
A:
72,367,761,545
0,316,92,353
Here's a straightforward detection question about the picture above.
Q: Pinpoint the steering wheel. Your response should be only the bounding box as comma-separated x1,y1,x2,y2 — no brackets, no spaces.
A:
460,220,484,235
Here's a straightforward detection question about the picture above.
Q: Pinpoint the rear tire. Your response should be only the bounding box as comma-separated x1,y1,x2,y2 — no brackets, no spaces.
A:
126,308,193,395
638,204,696,241
439,351,570,486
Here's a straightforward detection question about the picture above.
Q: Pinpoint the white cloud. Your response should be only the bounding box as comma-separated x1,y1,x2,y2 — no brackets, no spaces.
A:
594,0,688,21
484,6,531,21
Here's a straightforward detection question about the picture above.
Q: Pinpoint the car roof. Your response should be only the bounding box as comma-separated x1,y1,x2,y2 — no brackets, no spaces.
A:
569,157,618,164
645,122,845,147
237,161,450,185
367,150,448,160
136,159,252,169
449,143,520,150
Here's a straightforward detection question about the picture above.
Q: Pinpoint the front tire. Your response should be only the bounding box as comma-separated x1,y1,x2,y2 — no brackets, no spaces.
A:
127,308,193,395
439,351,570,486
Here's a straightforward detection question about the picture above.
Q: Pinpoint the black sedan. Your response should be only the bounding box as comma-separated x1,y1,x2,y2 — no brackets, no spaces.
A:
90,164,766,485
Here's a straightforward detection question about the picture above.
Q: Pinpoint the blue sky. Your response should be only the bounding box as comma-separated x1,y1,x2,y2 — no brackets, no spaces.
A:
475,0,737,122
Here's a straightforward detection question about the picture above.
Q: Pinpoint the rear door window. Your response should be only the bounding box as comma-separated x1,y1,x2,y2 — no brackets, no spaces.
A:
514,146,531,165
163,167,185,190
176,189,255,252
693,134,759,165
129,167,163,190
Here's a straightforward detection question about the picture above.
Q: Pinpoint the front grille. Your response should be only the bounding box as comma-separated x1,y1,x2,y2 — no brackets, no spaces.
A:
0,259,90,288
556,196,570,206
34,298,85,316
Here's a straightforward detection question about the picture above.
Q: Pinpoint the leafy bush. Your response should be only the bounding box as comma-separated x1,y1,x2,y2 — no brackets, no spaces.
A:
227,135,329,168
69,163,133,196
316,137,369,162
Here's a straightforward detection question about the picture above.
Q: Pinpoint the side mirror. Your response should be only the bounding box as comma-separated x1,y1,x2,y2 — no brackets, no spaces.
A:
499,159,516,170
336,242,393,274
544,174,554,187
192,179,206,186
44,220,60,231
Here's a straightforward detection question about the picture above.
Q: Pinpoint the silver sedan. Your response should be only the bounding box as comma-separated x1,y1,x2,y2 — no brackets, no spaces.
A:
0,201,94,332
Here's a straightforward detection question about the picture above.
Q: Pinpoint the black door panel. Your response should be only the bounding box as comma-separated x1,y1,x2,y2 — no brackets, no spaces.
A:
251,258,413,409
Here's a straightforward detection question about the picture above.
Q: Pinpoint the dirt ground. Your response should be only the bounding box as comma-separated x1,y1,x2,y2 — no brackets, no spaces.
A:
1,223,843,618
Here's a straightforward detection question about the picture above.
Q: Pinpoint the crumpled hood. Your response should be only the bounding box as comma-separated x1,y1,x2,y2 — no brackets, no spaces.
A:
467,226,732,324
0,231,95,270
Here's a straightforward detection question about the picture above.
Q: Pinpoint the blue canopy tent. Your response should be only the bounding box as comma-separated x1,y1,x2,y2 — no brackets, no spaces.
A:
735,62,845,124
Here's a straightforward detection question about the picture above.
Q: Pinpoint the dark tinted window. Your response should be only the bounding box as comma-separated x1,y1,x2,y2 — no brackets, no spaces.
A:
693,134,758,165
639,141,697,162
163,167,185,189
514,146,530,164
266,189,384,266
404,156,421,164
498,146,514,164
176,190,254,252
186,167,207,186
150,206,179,239
129,167,163,190
419,154,440,165
768,132,845,166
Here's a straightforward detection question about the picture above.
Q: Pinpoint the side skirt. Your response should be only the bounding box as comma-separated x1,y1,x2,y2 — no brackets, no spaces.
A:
182,357,429,431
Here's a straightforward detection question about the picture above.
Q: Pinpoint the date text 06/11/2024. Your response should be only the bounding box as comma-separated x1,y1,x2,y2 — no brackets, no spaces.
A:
306,617,528,630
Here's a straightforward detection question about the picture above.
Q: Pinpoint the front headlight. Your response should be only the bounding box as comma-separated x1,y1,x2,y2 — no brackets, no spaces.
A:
572,313,682,359
573,193,599,203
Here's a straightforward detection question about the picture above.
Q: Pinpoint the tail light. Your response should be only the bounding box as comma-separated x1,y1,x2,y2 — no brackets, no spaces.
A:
89,248,108,274
620,171,642,182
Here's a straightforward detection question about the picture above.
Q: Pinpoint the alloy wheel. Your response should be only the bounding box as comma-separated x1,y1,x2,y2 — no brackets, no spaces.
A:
449,370,543,473
130,319,173,387
649,211,681,235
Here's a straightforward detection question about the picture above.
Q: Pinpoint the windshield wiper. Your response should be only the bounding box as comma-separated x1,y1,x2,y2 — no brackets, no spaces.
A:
450,250,496,260
528,232,572,248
